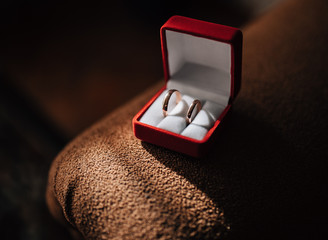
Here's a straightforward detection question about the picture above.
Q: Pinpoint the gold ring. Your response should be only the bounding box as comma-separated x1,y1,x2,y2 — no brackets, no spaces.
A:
162,89,182,117
186,99,202,124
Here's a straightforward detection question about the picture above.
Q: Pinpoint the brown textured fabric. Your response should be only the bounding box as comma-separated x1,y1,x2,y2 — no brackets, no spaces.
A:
46,0,328,239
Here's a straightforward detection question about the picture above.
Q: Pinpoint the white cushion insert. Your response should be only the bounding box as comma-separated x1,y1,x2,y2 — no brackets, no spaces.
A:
139,90,167,126
139,89,227,140
169,95,194,116
156,116,187,134
181,124,208,141
192,101,225,128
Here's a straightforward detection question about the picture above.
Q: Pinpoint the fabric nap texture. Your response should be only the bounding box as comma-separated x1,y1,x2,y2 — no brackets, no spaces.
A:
46,0,328,239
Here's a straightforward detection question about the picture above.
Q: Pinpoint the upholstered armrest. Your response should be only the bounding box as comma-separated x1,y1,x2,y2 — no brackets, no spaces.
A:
46,0,328,239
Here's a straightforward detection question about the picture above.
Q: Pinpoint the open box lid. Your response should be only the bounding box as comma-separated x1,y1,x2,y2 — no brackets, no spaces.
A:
161,16,242,106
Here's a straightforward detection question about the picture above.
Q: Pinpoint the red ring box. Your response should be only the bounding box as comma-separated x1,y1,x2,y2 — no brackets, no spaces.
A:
132,15,243,158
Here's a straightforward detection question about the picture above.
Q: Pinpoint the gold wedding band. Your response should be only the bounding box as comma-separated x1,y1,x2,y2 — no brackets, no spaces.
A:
162,89,182,117
186,99,202,124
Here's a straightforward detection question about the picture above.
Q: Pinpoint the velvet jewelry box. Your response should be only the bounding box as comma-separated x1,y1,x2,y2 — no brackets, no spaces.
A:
133,16,243,157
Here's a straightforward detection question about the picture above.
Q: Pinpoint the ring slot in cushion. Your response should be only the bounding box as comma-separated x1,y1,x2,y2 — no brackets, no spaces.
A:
191,101,225,128
140,90,178,126
156,95,194,134
181,101,225,140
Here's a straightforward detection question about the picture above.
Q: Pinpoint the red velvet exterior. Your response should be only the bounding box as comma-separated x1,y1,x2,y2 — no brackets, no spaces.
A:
133,16,242,157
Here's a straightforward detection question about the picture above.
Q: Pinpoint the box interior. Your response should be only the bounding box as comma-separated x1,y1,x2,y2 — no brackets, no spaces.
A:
166,30,231,106
139,30,232,141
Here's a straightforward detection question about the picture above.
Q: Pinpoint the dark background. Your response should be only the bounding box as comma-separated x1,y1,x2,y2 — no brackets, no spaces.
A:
0,1,282,239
